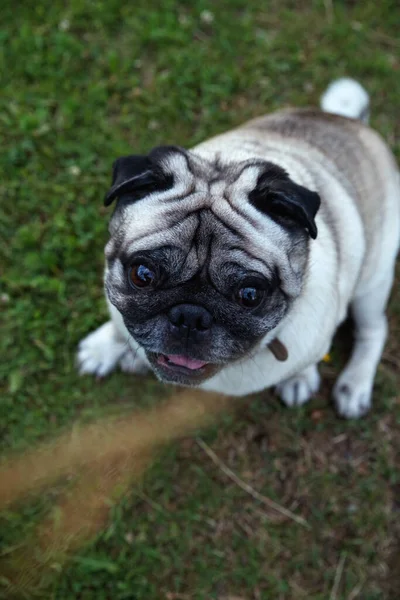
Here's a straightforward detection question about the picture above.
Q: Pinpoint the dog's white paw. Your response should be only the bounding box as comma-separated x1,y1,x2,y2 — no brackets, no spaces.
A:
77,321,127,377
333,377,372,419
276,364,320,407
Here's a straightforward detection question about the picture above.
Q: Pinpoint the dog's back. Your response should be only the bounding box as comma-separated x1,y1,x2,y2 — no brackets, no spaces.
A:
238,82,400,289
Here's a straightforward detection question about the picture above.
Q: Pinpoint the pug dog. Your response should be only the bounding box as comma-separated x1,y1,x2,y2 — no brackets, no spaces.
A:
77,78,400,418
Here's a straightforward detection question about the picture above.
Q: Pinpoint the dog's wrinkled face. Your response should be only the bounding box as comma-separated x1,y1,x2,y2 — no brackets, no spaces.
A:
104,146,320,385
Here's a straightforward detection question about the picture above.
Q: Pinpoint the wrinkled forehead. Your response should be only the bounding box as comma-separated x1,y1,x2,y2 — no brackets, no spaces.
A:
109,151,286,253
105,150,301,291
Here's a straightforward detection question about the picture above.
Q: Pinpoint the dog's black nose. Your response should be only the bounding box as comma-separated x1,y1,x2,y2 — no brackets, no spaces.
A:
168,304,213,337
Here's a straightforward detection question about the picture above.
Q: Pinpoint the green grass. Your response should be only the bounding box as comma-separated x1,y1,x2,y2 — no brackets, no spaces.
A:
1,0,400,598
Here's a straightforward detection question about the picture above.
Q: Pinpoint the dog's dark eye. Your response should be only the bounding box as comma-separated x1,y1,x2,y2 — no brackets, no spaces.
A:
129,264,156,289
236,286,264,308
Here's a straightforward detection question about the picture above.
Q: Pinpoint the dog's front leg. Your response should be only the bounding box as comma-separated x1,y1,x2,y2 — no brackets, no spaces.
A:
333,277,392,418
276,364,321,407
77,302,149,378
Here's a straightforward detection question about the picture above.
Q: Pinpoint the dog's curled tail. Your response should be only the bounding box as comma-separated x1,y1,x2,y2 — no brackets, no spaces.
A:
320,78,370,124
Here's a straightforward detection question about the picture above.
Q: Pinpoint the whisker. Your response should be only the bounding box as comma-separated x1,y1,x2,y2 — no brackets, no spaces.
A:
127,339,140,364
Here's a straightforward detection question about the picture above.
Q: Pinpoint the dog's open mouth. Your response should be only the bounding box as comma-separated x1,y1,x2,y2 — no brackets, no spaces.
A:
146,351,219,385
158,354,209,371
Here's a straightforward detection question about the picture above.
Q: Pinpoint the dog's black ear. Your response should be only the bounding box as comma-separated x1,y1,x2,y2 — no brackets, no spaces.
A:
249,163,321,239
104,146,179,207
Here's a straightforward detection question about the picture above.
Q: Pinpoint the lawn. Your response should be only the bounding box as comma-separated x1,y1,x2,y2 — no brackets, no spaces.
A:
1,0,399,598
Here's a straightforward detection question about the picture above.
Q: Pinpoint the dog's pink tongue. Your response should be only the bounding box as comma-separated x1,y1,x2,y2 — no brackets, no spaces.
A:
166,355,208,370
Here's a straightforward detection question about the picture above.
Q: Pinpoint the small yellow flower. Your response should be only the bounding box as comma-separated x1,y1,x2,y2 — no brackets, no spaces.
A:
323,353,331,363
